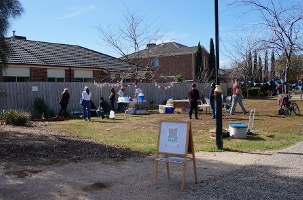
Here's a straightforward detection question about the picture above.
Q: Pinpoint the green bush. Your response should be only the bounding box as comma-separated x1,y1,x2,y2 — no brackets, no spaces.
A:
0,109,31,126
32,96,55,119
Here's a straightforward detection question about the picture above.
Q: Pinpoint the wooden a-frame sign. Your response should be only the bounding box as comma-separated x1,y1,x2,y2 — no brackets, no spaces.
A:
153,120,198,191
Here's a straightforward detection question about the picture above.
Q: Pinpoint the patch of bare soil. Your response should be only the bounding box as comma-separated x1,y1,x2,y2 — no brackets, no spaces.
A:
0,122,149,168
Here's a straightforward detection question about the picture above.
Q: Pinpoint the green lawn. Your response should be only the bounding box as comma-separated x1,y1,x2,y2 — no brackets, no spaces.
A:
48,97,303,153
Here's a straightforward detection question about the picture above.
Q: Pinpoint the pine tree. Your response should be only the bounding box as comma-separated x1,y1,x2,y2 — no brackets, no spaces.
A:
264,50,268,80
208,38,216,81
195,42,203,81
253,50,258,82
247,51,252,81
258,55,263,82
271,50,276,78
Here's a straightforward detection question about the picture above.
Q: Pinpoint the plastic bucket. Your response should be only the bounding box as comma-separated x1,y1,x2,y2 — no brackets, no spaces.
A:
159,105,166,113
138,95,144,101
109,110,115,119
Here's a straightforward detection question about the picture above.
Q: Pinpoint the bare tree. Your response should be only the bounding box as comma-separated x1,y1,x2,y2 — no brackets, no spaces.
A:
96,9,163,82
230,0,303,91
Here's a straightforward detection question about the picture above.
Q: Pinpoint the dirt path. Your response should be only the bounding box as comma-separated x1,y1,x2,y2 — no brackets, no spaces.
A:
0,123,275,200
0,151,274,200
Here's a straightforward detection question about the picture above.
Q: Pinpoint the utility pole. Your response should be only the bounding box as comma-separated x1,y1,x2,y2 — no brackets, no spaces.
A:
214,0,223,150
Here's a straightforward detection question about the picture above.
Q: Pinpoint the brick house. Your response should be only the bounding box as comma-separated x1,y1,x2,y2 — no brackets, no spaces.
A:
1,35,134,82
126,42,209,83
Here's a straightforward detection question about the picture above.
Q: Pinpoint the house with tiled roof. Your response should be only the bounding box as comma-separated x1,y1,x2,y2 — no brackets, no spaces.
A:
2,35,134,82
126,42,209,82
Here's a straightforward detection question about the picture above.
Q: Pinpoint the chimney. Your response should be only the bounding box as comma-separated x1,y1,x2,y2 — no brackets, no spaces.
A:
146,43,156,49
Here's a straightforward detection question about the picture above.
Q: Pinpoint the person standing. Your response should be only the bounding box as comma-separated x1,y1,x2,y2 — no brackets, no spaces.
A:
209,83,216,119
230,79,248,115
59,88,70,117
188,83,200,119
117,88,124,98
82,86,92,121
117,88,124,111
134,85,143,99
109,88,115,111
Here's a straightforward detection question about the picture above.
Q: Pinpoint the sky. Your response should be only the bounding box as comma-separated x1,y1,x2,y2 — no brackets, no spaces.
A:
5,0,265,68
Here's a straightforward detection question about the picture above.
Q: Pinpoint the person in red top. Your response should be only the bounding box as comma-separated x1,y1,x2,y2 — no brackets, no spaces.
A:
188,83,200,119
230,79,248,115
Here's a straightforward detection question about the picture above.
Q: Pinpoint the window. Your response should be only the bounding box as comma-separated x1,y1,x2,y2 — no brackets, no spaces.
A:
152,59,159,67
123,78,132,83
73,78,94,82
17,77,30,82
47,77,65,82
3,76,29,82
47,69,65,82
74,70,93,82
2,67,30,82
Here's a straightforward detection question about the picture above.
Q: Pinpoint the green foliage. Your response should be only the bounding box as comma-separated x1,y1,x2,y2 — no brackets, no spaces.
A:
0,0,24,73
208,38,216,81
195,42,203,81
174,74,184,82
0,109,31,126
32,96,55,119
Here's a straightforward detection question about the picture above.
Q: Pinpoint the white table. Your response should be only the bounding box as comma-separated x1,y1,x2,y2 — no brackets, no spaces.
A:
198,104,211,115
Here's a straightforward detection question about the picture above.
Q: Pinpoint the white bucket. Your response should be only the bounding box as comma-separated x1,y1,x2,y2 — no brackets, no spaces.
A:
109,110,115,119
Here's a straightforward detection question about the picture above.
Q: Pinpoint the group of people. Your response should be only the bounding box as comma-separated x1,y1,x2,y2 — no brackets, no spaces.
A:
58,85,144,121
59,81,247,121
188,78,248,120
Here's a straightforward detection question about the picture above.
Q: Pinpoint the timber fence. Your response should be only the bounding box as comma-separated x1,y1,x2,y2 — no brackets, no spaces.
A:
0,82,228,115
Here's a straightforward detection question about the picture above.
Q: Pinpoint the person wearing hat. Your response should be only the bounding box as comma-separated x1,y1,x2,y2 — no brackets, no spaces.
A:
188,83,200,119
230,79,248,115
81,86,92,121
58,88,70,117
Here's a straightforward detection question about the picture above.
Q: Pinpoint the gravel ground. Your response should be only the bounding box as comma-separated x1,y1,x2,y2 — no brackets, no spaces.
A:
179,141,303,200
2,122,300,200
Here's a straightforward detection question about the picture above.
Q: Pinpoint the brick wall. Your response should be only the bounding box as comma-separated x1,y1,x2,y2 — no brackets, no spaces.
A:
65,68,74,82
130,49,209,82
30,67,47,82
94,70,111,82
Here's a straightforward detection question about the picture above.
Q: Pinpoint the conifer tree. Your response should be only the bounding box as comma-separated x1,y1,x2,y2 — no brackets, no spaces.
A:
195,42,203,81
271,50,276,78
208,38,216,81
264,50,268,80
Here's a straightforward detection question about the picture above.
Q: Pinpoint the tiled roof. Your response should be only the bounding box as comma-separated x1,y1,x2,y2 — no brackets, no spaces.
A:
5,37,132,72
127,42,208,58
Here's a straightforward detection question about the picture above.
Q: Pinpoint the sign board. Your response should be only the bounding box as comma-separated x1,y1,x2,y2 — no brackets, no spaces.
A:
158,121,190,155
153,120,197,190
31,86,38,92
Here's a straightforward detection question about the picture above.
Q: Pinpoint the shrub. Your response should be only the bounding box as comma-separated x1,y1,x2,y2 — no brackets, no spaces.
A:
0,109,31,126
32,96,54,119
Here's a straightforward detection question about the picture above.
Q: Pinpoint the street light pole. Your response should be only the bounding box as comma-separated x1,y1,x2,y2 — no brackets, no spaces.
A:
214,0,223,150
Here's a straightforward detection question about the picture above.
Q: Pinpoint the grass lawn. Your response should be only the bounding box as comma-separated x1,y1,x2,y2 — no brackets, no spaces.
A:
48,97,303,153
